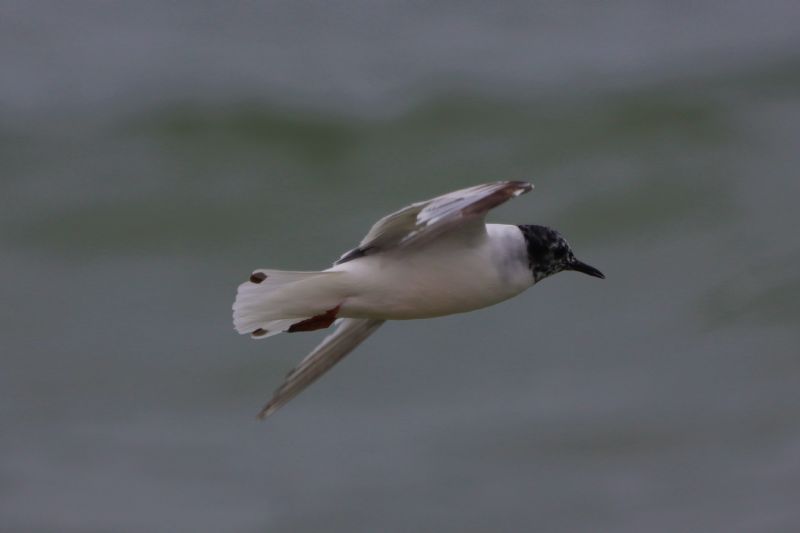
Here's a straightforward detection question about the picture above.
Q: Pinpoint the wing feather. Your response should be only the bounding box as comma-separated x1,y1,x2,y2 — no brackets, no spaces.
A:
336,181,532,264
257,318,385,419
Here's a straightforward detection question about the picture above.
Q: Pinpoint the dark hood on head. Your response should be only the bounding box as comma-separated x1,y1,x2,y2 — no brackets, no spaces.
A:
517,224,604,282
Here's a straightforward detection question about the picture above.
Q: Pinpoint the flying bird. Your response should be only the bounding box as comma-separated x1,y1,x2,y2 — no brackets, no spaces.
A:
233,181,604,419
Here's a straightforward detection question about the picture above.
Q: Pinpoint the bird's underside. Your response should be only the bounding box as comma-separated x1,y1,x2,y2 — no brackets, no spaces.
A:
233,180,534,419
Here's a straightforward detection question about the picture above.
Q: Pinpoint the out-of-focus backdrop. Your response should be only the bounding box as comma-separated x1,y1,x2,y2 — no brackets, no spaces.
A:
3,2,799,532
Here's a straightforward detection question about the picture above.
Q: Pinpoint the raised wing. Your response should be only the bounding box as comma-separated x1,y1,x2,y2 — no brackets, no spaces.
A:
257,318,385,420
336,181,533,264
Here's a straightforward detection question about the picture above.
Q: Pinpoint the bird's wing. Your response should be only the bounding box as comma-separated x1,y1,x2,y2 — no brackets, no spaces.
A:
336,181,533,264
257,318,385,420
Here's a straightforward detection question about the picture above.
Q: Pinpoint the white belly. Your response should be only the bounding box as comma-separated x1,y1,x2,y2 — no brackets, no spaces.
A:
331,224,533,320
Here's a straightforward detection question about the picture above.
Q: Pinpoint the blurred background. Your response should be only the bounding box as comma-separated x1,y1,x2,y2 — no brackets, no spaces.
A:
2,2,799,531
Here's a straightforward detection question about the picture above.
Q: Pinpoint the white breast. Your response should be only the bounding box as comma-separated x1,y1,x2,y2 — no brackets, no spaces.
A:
332,224,533,320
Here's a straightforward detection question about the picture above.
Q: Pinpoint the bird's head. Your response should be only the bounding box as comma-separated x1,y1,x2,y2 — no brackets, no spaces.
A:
518,224,605,283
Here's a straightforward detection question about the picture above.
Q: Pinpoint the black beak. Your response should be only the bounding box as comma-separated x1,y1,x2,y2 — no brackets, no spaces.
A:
570,260,605,279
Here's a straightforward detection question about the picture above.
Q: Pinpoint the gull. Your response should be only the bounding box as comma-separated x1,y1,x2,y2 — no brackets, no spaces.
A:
232,181,604,419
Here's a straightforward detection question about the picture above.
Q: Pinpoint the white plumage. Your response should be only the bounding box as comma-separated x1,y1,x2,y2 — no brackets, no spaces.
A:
231,181,602,419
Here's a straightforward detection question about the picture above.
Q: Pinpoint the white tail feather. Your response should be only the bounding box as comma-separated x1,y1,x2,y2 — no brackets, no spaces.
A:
232,269,344,337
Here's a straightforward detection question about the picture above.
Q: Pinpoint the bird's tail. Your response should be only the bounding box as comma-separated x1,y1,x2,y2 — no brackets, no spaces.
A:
232,269,346,339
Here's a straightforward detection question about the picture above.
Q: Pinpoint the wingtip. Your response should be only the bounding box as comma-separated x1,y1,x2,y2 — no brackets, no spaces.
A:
500,180,534,196
256,402,278,420
512,180,534,194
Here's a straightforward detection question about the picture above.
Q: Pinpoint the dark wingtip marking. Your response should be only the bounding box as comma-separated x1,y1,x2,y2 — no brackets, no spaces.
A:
250,272,267,284
461,182,533,217
252,328,267,337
